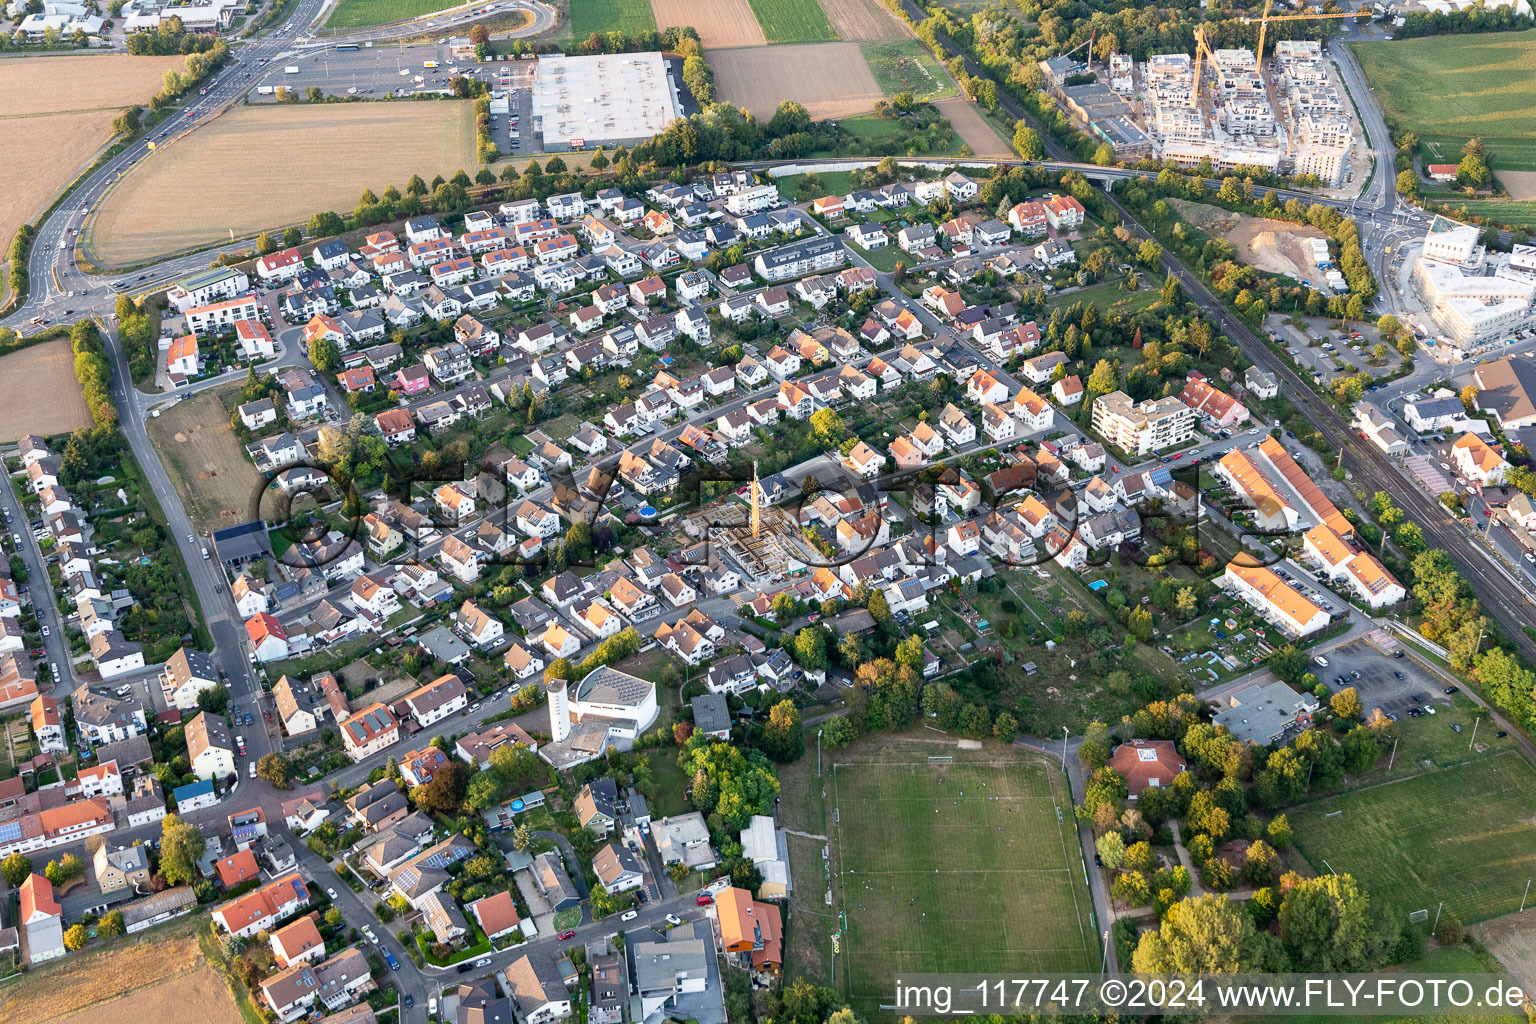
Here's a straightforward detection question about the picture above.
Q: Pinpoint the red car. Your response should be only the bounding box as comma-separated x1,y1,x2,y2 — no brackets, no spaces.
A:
557,930,576,941
1172,452,1183,459
696,895,715,906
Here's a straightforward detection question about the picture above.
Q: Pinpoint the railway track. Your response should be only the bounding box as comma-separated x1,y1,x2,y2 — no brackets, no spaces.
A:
920,21,1536,661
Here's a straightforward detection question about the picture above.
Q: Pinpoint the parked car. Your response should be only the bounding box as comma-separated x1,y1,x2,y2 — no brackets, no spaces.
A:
557,930,576,941
665,914,682,926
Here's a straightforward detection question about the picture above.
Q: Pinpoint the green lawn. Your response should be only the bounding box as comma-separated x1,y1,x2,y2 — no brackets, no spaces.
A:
830,744,1098,1015
1351,31,1536,171
567,0,656,39
861,40,956,102
1045,279,1156,314
745,0,837,44
775,170,859,202
1253,945,1524,1024
813,114,966,158
847,239,900,272
326,0,464,29
1290,751,1536,925
1416,133,1536,175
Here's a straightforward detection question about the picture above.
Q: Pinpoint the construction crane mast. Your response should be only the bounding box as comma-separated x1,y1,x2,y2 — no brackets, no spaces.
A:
1190,24,1221,106
1244,0,1370,72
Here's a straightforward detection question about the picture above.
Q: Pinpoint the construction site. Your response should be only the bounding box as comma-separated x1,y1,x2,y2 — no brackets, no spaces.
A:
681,487,817,583
1039,3,1368,186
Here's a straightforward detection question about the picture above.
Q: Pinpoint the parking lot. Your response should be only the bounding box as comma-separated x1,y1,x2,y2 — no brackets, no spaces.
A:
1313,637,1454,719
247,43,529,101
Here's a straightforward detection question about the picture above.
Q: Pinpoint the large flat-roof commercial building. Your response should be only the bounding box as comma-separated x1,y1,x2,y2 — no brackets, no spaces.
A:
532,53,681,150
1213,681,1318,746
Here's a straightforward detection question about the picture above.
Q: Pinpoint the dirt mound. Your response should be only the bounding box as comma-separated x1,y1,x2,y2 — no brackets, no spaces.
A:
1172,198,1328,281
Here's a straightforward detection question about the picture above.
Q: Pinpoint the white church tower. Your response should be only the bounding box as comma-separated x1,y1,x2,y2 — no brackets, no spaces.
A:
547,677,571,743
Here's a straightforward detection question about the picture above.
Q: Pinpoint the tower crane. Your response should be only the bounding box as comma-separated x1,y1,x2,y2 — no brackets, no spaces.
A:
1242,0,1372,73
1189,24,1221,107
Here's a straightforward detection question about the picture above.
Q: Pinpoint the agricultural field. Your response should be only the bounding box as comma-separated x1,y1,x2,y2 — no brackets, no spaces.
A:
1290,751,1536,925
828,738,1098,1015
1426,198,1536,230
1352,31,1536,171
746,0,837,43
1477,909,1536,994
0,339,93,438
0,54,184,116
0,916,227,1024
650,0,765,47
1171,199,1329,280
146,389,265,534
820,0,904,40
710,42,883,120
326,0,470,29
0,54,182,273
1415,134,1536,177
90,103,477,264
861,40,955,101
934,97,1011,157
568,0,656,38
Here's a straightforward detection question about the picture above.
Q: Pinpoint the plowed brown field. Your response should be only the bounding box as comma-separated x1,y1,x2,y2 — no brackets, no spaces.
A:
650,0,765,47
711,42,883,120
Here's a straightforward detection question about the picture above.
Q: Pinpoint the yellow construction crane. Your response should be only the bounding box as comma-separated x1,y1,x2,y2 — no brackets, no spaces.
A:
1243,0,1371,71
1190,23,1221,106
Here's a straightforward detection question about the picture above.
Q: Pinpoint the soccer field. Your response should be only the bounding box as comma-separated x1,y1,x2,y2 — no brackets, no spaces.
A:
1290,752,1536,925
831,751,1097,1013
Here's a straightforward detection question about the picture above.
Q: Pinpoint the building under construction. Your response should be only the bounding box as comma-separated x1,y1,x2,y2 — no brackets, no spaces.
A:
1046,5,1363,185
682,498,814,582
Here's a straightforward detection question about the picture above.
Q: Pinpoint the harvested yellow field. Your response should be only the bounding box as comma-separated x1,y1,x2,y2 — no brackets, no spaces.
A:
91,102,478,265
0,917,208,1024
711,42,883,120
0,339,93,440
650,0,765,47
0,53,181,263
819,0,904,40
0,110,118,264
934,98,1011,157
0,53,184,117
56,965,240,1024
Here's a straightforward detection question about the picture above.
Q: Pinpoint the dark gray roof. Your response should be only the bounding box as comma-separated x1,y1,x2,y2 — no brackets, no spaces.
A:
690,693,730,735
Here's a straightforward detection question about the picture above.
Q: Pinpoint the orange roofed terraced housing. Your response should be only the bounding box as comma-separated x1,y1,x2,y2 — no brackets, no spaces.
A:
1256,436,1353,538
1221,561,1331,637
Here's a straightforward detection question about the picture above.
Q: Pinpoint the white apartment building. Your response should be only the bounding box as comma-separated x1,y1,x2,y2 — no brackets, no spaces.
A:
1090,392,1196,455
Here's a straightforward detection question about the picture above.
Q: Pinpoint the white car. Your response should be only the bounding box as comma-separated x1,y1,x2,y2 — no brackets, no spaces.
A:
665,914,682,926
362,925,379,944
41,626,49,637
327,888,338,899
1313,655,1329,668
620,910,638,922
